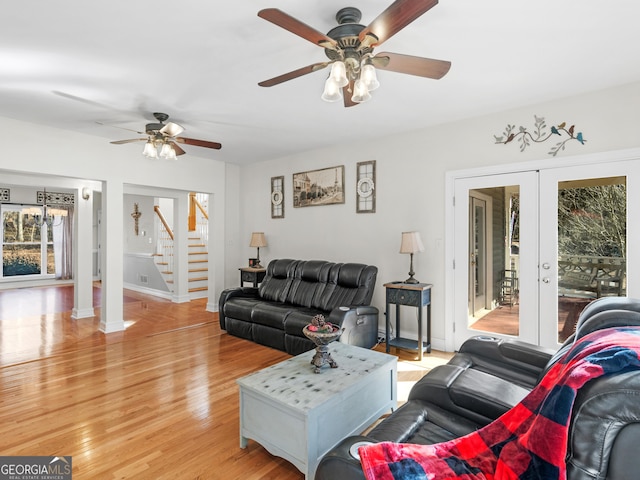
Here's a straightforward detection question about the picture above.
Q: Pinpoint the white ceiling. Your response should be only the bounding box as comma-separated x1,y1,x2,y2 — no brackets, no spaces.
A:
2,0,640,165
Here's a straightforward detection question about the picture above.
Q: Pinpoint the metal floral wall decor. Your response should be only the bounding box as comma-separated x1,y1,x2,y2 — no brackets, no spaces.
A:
493,115,586,156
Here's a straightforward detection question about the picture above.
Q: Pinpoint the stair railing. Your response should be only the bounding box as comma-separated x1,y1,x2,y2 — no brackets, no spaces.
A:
189,192,209,249
153,205,174,287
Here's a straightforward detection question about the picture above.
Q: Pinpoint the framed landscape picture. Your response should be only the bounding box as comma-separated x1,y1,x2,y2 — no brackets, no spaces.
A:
293,165,345,208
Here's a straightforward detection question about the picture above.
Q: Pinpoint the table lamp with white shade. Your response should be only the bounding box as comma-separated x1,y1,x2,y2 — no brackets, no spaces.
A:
399,231,424,284
250,232,267,268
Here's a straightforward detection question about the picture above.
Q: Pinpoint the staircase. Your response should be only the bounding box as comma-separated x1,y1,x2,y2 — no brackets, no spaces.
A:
153,193,210,300
187,236,209,298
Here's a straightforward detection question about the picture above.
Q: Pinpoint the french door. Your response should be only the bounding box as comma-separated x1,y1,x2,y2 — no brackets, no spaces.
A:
538,161,638,348
453,171,539,348
453,159,639,350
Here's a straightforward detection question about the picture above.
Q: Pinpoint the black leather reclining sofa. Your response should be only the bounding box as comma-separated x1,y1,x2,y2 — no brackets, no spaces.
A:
218,259,379,356
316,297,640,480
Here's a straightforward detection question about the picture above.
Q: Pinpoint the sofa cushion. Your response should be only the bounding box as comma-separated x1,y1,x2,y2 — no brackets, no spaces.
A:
286,260,331,308
283,308,328,336
320,263,378,311
222,297,262,321
251,302,295,329
258,258,298,302
448,368,529,419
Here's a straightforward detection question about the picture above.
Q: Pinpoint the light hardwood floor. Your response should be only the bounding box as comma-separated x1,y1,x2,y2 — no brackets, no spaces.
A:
0,284,449,479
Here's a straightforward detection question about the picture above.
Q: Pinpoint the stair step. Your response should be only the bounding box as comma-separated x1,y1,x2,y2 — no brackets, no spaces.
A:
189,286,208,293
189,267,208,273
189,244,206,248
189,259,208,264
189,276,208,282
188,251,208,256
157,262,169,266
162,271,173,275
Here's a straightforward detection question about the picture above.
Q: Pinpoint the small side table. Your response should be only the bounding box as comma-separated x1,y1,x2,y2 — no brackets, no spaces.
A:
384,282,432,360
239,267,266,287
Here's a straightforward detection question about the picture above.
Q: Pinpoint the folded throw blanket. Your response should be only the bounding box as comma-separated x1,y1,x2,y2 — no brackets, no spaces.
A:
359,327,640,480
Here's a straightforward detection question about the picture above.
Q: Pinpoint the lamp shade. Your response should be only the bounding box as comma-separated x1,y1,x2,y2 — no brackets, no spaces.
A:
399,231,424,254
249,232,267,248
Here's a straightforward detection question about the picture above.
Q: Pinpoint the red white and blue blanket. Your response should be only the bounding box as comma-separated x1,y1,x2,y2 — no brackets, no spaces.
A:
359,327,640,480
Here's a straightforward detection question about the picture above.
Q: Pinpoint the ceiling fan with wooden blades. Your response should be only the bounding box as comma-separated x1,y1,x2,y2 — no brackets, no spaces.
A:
257,0,451,107
107,112,222,159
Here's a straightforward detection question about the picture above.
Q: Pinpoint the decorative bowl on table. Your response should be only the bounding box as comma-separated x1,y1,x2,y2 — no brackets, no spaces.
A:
303,315,343,373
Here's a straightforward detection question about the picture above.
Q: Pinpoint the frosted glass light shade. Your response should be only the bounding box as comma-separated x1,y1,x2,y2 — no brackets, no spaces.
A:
321,77,342,102
361,63,380,91
351,79,371,103
160,142,173,158
143,140,158,158
329,61,348,87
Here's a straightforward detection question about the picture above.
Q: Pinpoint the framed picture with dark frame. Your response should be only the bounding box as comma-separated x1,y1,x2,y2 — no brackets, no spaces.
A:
356,160,376,213
271,175,285,219
293,165,345,208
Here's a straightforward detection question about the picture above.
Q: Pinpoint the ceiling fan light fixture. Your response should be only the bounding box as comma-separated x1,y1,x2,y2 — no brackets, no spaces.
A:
351,78,371,103
160,141,173,158
361,61,380,91
321,77,343,102
166,146,177,160
329,61,348,87
143,139,158,158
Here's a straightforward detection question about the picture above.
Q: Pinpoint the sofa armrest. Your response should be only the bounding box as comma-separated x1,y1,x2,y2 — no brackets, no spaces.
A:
328,306,379,349
218,287,259,329
407,362,529,425
454,336,554,388
327,305,378,324
315,435,374,480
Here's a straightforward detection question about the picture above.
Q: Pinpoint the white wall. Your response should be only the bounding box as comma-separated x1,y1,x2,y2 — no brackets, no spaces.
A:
123,194,155,254
238,81,640,349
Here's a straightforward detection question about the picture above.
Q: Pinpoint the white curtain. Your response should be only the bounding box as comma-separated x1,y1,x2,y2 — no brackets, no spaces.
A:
53,206,74,280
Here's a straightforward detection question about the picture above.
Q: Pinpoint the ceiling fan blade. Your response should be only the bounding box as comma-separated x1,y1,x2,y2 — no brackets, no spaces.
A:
359,0,439,48
96,121,145,135
373,52,451,79
169,141,186,156
160,121,185,137
175,137,222,150
110,138,147,145
342,80,358,108
259,62,330,87
258,8,338,50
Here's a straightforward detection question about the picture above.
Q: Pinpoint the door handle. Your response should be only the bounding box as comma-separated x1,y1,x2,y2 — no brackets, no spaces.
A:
542,277,550,283
542,263,551,270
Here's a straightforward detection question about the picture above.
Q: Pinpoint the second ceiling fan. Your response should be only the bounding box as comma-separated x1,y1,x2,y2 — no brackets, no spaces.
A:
258,0,451,107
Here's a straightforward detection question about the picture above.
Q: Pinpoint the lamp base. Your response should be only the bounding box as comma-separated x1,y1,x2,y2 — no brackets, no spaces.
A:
404,276,420,284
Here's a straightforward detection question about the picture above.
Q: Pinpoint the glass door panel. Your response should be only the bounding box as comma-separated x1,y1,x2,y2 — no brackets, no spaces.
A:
539,160,639,349
454,172,538,349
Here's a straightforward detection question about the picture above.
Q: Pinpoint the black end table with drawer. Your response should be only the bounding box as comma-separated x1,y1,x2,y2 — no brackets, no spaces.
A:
239,267,266,287
384,282,432,360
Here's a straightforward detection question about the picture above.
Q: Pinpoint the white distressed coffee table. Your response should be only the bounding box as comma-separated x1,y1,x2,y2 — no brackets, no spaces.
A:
237,342,397,479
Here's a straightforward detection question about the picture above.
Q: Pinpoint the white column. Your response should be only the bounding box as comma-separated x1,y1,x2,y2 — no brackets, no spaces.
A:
72,186,95,319
172,192,190,303
99,180,125,333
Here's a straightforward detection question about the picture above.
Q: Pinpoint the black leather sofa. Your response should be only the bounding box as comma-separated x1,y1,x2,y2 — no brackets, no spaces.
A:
218,259,379,356
315,297,640,480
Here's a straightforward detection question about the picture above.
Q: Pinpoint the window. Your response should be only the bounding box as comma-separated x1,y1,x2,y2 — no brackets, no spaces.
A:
1,204,55,278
